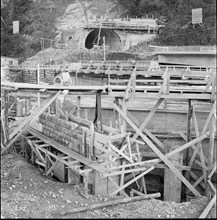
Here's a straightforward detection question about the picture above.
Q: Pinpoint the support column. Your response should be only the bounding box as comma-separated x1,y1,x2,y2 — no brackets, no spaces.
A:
206,104,216,197
114,97,121,129
55,98,61,117
164,145,184,202
186,99,193,165
3,90,9,145
68,158,80,185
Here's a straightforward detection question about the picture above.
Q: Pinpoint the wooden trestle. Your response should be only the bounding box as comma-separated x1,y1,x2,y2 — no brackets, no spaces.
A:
1,62,216,202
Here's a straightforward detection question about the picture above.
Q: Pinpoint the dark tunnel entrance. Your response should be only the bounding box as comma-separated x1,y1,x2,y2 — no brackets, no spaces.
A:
85,28,122,51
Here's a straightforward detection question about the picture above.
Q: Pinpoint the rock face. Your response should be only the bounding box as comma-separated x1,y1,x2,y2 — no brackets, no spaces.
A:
20,1,157,65
55,1,122,50
54,1,160,52
56,1,122,31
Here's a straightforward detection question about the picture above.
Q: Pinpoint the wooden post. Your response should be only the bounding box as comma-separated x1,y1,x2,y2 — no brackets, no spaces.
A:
3,90,9,145
68,158,80,185
55,98,61,117
77,96,81,117
206,107,216,197
162,71,170,94
45,146,51,173
114,97,121,129
93,90,102,131
31,145,36,164
37,64,40,84
164,145,183,202
93,171,108,196
185,99,192,167
59,193,161,216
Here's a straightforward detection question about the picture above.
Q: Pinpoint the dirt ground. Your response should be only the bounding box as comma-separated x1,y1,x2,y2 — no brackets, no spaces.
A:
1,152,216,219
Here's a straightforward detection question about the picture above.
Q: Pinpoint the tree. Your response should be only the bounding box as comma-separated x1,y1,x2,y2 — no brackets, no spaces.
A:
1,0,66,61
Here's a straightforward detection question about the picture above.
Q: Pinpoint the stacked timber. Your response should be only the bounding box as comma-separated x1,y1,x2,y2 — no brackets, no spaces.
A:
29,70,37,84
39,113,84,154
44,70,55,85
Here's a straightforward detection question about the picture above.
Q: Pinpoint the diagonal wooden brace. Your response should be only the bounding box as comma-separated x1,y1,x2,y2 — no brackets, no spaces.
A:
113,103,201,197
1,91,62,155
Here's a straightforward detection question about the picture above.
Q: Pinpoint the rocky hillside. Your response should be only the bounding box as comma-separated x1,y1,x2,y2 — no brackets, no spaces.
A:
56,1,125,31
2,0,215,63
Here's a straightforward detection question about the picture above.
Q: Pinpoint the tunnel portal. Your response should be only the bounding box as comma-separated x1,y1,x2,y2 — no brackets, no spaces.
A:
85,28,122,51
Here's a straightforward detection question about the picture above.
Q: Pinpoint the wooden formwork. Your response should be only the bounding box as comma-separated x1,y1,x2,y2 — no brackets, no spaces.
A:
1,63,216,202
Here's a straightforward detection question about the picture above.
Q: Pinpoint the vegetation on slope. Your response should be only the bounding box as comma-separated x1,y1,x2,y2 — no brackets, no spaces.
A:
119,0,216,46
1,0,216,62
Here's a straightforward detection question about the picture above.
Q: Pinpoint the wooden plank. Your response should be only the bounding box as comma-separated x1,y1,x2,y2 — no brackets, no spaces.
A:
193,174,204,188
59,193,161,216
165,132,209,159
1,116,7,145
27,127,108,173
103,165,152,177
207,180,216,194
119,101,165,150
204,73,215,91
131,189,147,197
162,71,170,94
110,166,154,196
207,109,216,196
179,132,208,165
211,74,216,101
3,91,9,144
208,162,217,179
121,97,127,133
164,145,183,202
109,143,134,164
140,176,147,194
107,158,159,171
132,98,164,140
38,147,84,175
125,75,133,100
113,103,201,197
120,160,126,190
189,171,205,189
185,99,192,169
68,113,119,135
191,108,207,182
46,160,58,176
108,176,129,197
201,100,216,134
126,135,132,159
2,91,62,155
109,92,212,100
26,139,46,163
199,194,216,218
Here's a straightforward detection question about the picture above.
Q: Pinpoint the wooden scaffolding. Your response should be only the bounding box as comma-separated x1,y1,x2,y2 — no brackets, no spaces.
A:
1,63,216,203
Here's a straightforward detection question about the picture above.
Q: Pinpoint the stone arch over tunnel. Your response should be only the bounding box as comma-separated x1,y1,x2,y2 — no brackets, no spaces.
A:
85,28,122,51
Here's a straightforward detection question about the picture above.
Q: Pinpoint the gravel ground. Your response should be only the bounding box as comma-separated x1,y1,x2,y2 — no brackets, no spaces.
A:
1,152,216,219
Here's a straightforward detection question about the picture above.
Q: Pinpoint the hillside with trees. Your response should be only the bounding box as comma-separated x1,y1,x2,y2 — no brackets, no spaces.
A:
1,0,216,62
